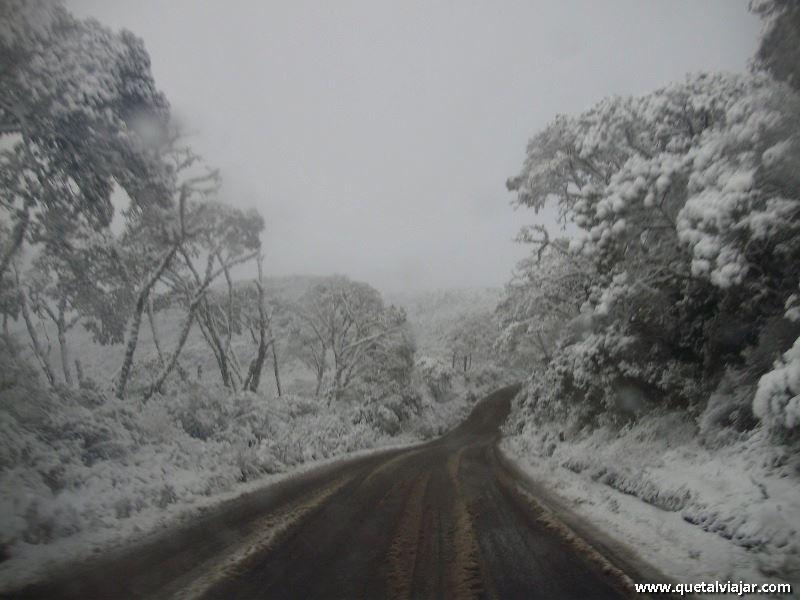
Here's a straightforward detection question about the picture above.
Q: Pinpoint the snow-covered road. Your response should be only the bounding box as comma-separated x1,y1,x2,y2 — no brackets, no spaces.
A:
12,385,658,599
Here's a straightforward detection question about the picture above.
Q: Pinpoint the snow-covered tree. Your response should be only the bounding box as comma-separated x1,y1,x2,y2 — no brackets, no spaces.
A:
496,240,592,368
111,149,215,398
751,0,800,92
292,276,411,401
143,199,262,398
240,255,287,395
166,200,263,391
507,64,800,426
0,1,171,279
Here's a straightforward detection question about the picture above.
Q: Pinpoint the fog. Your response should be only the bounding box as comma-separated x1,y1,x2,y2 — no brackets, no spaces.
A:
69,0,759,292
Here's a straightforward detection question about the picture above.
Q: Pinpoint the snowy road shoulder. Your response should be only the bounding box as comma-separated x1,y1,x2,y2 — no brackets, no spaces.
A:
498,435,799,596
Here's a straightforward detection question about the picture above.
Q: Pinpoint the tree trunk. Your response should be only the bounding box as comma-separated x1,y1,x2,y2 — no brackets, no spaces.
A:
75,359,85,387
220,255,235,361
244,343,266,391
0,199,31,280
314,358,325,397
228,347,245,387
20,290,56,386
56,317,73,387
116,299,145,398
271,338,282,397
145,309,197,400
331,366,345,403
244,254,270,393
144,250,234,400
148,294,188,382
116,245,178,399
536,331,552,362
199,304,233,388
147,293,165,367
2,314,14,356
216,255,244,388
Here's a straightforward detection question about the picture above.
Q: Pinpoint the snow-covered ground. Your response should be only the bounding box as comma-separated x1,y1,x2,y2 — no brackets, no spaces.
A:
501,408,800,595
0,381,481,592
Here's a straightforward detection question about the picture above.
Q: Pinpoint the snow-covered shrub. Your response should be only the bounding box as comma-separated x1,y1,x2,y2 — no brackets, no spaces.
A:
366,404,401,435
754,337,800,434
169,383,232,441
531,330,687,427
699,369,758,442
360,391,424,435
591,467,693,512
233,438,282,482
283,394,320,418
504,408,800,579
464,363,504,390
415,356,454,401
0,338,52,425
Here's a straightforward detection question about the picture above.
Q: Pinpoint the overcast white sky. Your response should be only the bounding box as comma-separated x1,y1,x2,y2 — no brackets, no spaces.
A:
70,0,759,293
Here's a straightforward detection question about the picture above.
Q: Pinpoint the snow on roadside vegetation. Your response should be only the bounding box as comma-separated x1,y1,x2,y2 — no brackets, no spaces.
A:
495,1,800,591
502,401,800,590
0,361,485,592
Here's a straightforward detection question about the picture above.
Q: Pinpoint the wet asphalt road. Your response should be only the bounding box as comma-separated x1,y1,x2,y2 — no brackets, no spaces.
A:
13,385,637,599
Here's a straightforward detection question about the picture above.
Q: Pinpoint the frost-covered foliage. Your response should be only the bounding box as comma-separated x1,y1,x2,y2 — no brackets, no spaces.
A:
506,64,800,436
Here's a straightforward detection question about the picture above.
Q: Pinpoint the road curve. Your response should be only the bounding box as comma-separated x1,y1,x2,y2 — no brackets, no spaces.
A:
13,385,640,599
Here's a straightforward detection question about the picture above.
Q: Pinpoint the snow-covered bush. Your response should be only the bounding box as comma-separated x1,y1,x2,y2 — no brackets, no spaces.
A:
699,369,758,443
754,337,800,433
415,356,455,401
0,337,52,426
